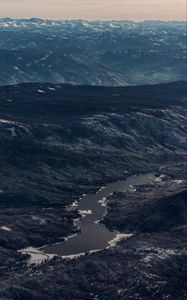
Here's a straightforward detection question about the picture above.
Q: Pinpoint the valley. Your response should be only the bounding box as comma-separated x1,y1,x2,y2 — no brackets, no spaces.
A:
0,81,186,299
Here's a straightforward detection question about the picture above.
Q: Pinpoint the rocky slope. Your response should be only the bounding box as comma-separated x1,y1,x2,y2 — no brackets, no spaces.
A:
1,226,187,300
0,81,186,299
104,177,187,232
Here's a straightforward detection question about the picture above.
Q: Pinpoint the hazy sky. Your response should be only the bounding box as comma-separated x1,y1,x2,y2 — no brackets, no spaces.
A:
0,0,186,21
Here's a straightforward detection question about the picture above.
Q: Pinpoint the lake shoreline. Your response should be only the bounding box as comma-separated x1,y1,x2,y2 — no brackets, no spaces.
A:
20,173,156,264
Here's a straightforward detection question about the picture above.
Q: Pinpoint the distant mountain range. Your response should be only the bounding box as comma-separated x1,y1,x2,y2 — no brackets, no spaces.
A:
0,19,186,86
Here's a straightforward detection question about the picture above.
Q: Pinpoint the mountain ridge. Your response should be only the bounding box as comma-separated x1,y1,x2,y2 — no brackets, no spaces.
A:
0,19,186,86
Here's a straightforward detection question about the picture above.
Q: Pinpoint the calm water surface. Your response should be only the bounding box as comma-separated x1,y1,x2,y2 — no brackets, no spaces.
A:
42,173,155,257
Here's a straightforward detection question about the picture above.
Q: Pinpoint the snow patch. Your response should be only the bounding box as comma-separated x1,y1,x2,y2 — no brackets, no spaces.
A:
79,210,92,217
108,233,133,247
98,197,107,207
19,247,54,265
143,247,187,263
31,216,47,225
155,175,165,182
1,226,12,232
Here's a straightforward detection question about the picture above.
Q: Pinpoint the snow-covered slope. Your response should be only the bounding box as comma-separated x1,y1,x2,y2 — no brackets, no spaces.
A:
0,19,186,86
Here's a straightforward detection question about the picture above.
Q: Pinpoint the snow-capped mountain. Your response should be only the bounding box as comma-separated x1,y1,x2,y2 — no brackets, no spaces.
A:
0,19,186,86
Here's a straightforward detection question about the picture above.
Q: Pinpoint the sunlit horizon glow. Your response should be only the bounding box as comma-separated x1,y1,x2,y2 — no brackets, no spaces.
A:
0,0,186,21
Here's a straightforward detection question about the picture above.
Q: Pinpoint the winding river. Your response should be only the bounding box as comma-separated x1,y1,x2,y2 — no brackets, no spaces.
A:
21,173,156,262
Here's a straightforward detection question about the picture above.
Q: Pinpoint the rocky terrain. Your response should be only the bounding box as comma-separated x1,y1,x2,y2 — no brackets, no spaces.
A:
1,228,187,300
0,81,186,299
0,19,186,86
104,177,187,232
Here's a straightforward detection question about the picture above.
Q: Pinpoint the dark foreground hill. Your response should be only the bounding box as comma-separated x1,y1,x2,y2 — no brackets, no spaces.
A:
0,81,186,299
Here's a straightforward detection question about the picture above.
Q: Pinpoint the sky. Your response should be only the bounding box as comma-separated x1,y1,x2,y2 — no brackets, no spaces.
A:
0,0,186,21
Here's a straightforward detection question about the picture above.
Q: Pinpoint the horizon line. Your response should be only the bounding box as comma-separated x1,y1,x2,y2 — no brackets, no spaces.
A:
0,17,186,23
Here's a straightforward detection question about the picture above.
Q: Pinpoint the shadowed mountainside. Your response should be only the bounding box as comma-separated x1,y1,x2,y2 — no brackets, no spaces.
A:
0,81,186,299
